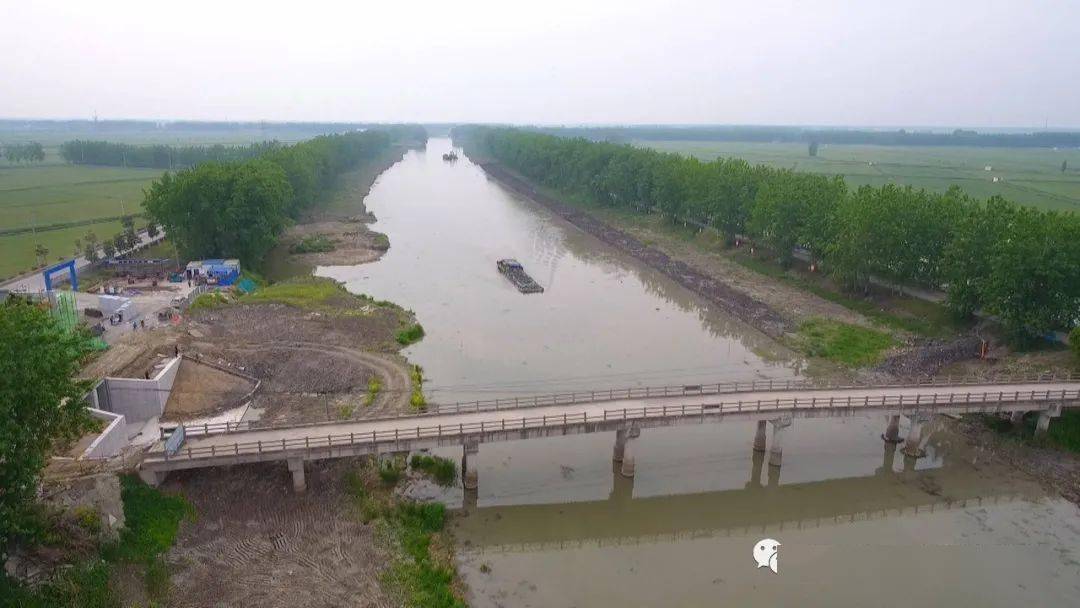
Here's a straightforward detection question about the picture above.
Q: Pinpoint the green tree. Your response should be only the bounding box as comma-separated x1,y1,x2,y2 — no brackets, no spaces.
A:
102,240,116,259
146,221,159,238
1071,327,1080,362
83,231,100,263
808,141,819,157
0,300,94,552
33,244,48,267
749,172,844,267
950,202,1080,343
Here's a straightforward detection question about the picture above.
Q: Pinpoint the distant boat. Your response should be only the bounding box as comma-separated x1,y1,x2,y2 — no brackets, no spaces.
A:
442,151,459,162
497,259,544,294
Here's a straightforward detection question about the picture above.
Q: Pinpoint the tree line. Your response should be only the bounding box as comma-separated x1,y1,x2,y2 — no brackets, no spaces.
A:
59,125,428,170
523,125,1080,149
2,142,45,163
60,140,280,169
458,127,1080,343
142,130,403,264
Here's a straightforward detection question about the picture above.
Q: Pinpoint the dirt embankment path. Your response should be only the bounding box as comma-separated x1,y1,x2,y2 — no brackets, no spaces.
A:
478,161,793,340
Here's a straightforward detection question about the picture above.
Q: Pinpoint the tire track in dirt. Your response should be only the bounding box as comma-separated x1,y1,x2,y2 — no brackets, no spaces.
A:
217,340,412,418
166,461,391,608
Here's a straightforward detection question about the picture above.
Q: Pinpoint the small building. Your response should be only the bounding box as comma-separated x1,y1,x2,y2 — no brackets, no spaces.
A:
185,259,241,286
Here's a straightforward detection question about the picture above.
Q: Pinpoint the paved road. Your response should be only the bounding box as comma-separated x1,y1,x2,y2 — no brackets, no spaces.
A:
1,229,166,292
148,381,1080,468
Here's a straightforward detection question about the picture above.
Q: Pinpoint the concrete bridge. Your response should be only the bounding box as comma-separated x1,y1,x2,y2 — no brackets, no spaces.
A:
139,376,1080,492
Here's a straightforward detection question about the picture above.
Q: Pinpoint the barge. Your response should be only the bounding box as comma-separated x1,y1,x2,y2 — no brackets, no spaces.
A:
497,259,544,293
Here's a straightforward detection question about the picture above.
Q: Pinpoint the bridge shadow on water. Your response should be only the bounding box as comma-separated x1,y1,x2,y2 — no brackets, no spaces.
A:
452,437,1041,554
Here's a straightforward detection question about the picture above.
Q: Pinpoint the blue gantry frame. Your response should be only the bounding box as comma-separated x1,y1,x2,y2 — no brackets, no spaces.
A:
42,259,78,292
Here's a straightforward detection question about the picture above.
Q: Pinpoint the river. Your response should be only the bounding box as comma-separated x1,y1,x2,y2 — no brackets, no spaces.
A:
318,138,1080,607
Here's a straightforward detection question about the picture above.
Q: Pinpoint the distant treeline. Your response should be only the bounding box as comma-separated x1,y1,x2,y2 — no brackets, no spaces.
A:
143,129,407,264
2,119,395,134
2,142,45,163
527,125,1080,149
457,127,1080,343
60,140,279,169
60,124,428,170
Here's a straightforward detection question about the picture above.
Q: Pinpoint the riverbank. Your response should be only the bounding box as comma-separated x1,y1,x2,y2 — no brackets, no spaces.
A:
473,159,1018,379
476,162,793,341
6,144,449,606
269,145,413,278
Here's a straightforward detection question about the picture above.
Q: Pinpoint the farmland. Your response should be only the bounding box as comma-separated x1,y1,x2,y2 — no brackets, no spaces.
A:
0,157,159,278
0,124,329,279
639,140,1080,213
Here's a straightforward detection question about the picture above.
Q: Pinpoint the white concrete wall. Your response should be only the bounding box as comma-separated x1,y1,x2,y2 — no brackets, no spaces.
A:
82,409,128,459
101,356,181,423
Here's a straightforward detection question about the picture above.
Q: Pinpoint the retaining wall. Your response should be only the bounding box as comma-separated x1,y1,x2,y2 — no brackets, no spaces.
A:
100,355,181,423
82,408,127,459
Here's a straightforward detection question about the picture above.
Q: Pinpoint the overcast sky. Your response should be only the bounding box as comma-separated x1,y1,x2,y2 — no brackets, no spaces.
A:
2,0,1078,127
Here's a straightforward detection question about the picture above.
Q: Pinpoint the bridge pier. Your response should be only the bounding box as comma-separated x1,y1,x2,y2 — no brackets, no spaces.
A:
747,449,765,489
753,420,767,452
138,467,164,488
1035,402,1063,437
902,415,927,458
1010,410,1025,425
613,428,627,462
610,461,635,503
883,415,902,443
462,440,479,490
879,440,898,475
768,417,791,467
620,426,641,478
462,487,478,511
288,458,306,493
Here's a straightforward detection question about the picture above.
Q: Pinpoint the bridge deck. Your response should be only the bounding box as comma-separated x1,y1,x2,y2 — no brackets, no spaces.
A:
144,381,1080,473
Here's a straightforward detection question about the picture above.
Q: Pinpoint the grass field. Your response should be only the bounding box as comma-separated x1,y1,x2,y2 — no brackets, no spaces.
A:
0,157,160,278
640,140,1080,213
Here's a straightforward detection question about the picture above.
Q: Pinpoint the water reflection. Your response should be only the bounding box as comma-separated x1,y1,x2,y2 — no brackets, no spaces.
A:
450,423,1080,608
454,431,1035,551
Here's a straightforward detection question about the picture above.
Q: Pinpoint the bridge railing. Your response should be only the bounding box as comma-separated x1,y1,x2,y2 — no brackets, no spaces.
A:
166,374,1080,439
152,387,1079,464
430,372,1080,415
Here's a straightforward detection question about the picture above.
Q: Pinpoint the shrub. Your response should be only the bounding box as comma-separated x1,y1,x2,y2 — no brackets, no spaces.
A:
72,505,101,535
187,291,229,311
378,461,404,486
410,454,457,486
365,376,382,406
396,323,425,346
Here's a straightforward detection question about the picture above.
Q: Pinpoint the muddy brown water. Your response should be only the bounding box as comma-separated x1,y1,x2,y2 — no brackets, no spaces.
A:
317,139,1080,606
319,138,811,404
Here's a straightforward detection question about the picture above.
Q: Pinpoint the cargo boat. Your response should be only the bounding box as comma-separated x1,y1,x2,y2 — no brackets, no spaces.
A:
497,259,544,293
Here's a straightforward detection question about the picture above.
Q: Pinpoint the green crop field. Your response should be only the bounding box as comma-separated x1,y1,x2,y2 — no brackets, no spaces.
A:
640,141,1080,213
0,148,161,278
